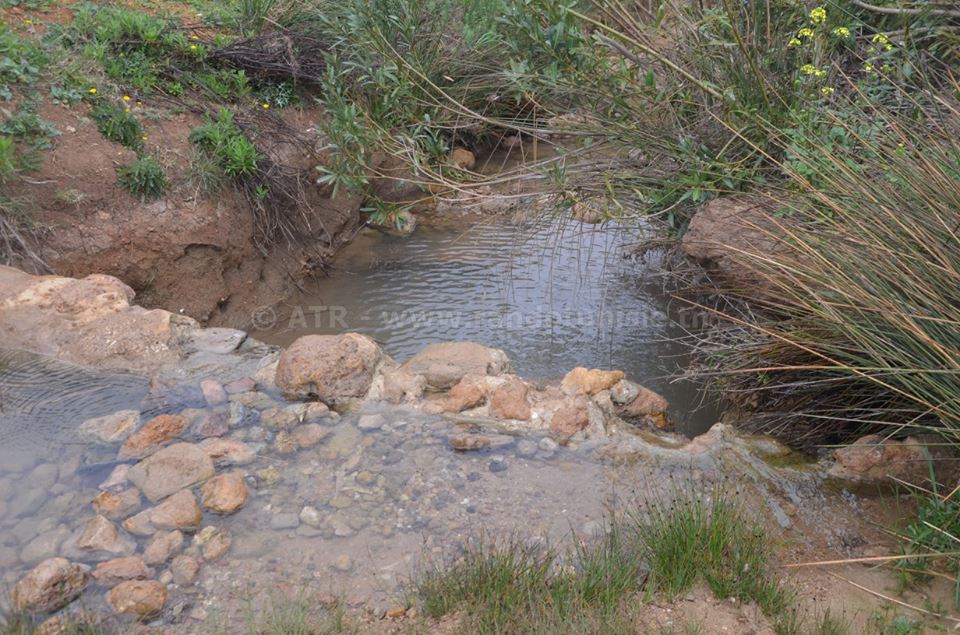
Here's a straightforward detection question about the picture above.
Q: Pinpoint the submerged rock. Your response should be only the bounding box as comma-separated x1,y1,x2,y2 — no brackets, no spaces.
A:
400,341,510,390
123,490,203,536
143,530,183,565
200,471,249,515
126,443,215,502
12,557,87,613
93,489,142,521
107,580,166,618
118,414,188,460
72,515,135,558
198,438,256,466
275,333,384,403
92,556,151,587
77,410,140,445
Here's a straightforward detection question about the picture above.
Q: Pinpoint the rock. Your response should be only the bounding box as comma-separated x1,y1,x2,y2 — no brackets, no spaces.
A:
681,196,782,284
538,437,558,454
198,438,256,466
187,328,246,355
200,379,227,406
77,410,139,445
299,506,323,528
445,375,487,412
449,147,476,170
270,513,300,531
99,464,131,491
516,439,537,457
488,456,508,473
401,342,509,390
198,527,231,560
571,198,605,224
92,556,151,587
449,434,491,451
93,489,141,520
618,386,670,429
273,431,298,454
256,466,281,487
549,397,591,440
143,530,184,565
292,424,329,448
303,401,332,422
126,443,215,502
275,333,384,403
381,369,426,404
189,411,229,438
123,490,203,536
331,554,353,572
12,558,87,613
831,435,957,484
489,378,531,421
561,367,625,396
107,580,166,618
223,377,255,394
200,472,248,514
357,414,384,431
73,515,135,557
118,415,188,461
171,555,200,586
260,406,301,431
609,379,639,405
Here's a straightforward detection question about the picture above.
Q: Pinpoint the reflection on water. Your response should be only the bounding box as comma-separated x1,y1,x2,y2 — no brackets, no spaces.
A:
252,215,716,434
0,349,148,454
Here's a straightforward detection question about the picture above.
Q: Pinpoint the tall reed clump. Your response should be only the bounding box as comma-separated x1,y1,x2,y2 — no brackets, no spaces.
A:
690,89,960,448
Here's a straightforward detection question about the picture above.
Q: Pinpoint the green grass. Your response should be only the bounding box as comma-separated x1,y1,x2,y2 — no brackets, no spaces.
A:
117,155,169,200
414,488,805,634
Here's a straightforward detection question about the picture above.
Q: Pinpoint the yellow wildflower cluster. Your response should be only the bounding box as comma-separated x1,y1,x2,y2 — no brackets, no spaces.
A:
797,27,814,38
801,64,827,78
832,27,850,38
809,7,827,24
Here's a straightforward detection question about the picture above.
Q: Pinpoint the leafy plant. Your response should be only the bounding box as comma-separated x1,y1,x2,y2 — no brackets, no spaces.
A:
90,102,144,151
190,107,259,178
117,155,168,200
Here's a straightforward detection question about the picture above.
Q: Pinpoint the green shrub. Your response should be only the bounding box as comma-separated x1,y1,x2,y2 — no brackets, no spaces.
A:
91,102,144,151
0,25,44,100
117,155,168,200
190,108,259,179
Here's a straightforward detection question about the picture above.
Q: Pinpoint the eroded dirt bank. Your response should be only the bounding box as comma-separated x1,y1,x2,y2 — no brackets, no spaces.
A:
0,266,955,633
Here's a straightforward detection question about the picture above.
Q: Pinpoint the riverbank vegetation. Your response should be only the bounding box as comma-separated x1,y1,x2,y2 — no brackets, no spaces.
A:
0,0,957,628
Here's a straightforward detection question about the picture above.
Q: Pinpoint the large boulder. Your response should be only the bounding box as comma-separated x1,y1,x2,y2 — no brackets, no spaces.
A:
275,333,384,403
831,435,957,484
12,557,88,613
126,443,215,502
681,196,783,285
400,342,510,391
489,377,532,421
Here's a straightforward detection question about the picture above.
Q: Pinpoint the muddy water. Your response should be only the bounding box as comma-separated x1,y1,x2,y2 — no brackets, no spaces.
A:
252,215,716,435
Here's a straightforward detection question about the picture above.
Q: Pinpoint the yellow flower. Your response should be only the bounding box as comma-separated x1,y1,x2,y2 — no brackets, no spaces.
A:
885,43,893,51
788,38,802,47
872,34,889,45
124,107,131,112
832,27,850,38
142,136,148,141
820,86,834,95
800,64,817,75
262,103,270,109
864,63,875,72
89,88,97,94
190,44,198,50
809,7,826,24
23,19,31,25
191,35,199,40
123,95,131,102
797,27,814,38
